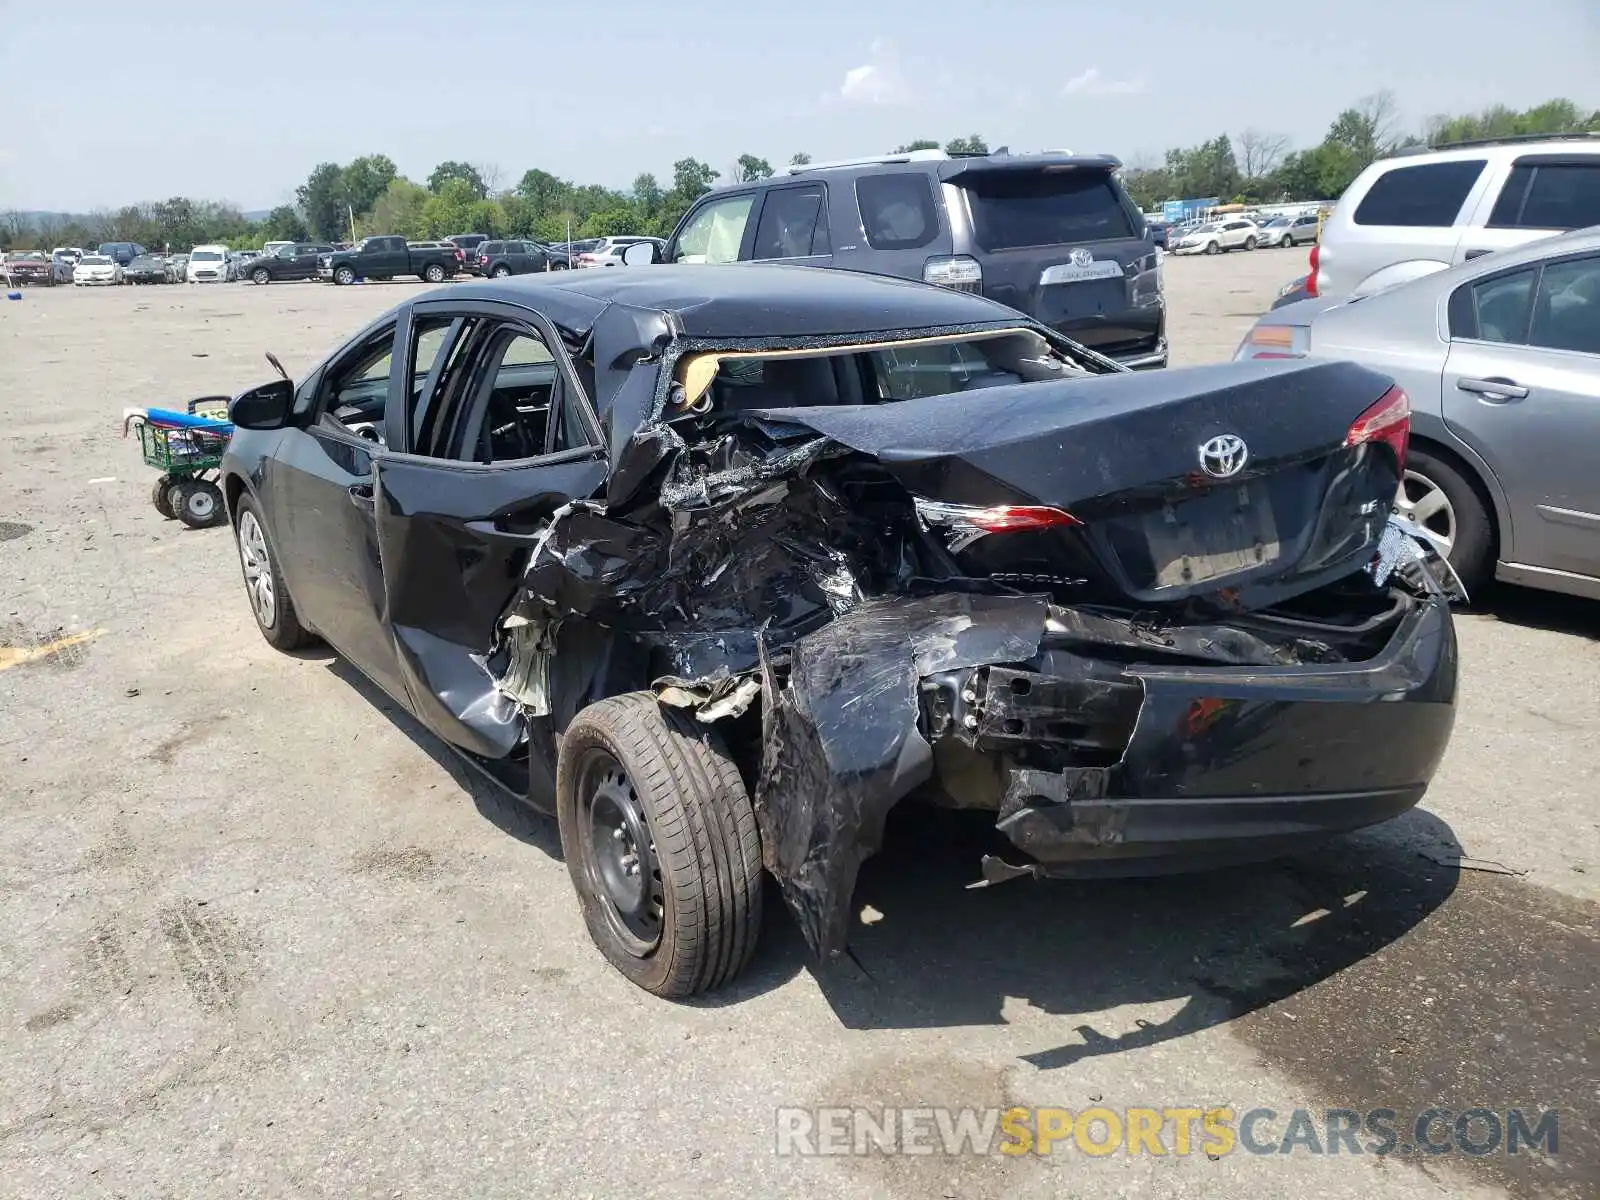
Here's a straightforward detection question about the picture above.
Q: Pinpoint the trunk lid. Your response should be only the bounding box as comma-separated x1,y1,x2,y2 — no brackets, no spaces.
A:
751,359,1402,608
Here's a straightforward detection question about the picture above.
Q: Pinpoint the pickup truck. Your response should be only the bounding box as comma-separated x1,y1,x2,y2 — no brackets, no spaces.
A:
318,236,461,285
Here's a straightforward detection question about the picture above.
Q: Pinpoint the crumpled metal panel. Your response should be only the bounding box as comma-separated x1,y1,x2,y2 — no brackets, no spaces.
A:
753,593,1046,957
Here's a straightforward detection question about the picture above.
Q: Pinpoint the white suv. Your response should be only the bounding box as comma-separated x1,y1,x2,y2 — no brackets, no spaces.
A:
1310,134,1600,298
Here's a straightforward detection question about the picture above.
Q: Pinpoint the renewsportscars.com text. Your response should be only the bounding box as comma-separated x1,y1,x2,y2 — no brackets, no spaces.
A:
775,1106,1560,1159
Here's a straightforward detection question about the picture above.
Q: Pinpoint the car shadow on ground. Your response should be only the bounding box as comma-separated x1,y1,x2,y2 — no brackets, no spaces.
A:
796,802,1463,1067
322,656,563,858
1472,582,1600,639
306,651,1463,1028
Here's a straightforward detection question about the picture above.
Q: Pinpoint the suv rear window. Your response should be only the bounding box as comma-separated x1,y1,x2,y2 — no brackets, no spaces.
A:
959,169,1136,250
1353,160,1486,227
856,173,939,251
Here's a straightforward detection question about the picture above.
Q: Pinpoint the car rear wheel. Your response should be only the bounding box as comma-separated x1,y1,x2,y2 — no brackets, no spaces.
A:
491,264,511,278
423,263,446,283
1395,448,1493,593
233,496,315,650
251,267,270,285
557,693,763,998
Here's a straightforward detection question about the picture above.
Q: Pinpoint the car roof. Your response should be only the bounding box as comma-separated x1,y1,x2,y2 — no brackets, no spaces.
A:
445,263,1022,339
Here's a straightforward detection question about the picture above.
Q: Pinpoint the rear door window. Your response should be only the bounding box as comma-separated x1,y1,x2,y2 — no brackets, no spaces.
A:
1449,267,1537,343
856,173,940,251
959,170,1135,250
752,184,830,259
1489,161,1600,231
1353,160,1486,227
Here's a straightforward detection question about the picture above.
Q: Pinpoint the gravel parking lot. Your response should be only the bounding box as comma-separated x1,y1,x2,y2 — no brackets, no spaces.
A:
1,255,1595,1199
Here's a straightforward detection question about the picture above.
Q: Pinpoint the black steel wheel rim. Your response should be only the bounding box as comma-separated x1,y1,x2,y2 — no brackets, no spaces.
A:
576,747,664,954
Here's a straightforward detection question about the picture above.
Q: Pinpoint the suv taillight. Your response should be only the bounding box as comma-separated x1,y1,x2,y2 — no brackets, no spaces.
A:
478,253,488,264
1306,243,1320,298
923,255,983,292
1345,385,1409,470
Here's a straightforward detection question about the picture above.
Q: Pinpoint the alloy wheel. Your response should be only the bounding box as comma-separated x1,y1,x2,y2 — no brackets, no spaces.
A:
237,510,277,628
1395,470,1456,551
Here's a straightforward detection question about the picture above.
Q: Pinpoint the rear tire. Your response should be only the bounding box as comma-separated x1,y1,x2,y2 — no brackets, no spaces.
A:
151,474,177,519
557,693,764,998
251,267,270,285
232,494,314,650
1398,447,1494,593
423,263,446,283
491,264,511,278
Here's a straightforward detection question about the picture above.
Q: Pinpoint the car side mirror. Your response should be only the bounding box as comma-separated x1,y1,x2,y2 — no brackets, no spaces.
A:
229,379,294,430
621,241,658,266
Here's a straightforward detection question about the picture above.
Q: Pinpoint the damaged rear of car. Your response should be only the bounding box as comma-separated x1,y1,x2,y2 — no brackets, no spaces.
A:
222,266,1459,998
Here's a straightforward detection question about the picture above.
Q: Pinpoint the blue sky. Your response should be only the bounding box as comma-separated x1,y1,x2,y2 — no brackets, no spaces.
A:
4,0,1596,211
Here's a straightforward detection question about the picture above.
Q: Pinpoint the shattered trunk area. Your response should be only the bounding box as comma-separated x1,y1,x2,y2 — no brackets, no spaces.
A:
494,403,1461,960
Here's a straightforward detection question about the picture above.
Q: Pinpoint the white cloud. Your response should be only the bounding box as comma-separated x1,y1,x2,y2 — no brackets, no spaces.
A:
838,40,913,106
1062,68,1146,97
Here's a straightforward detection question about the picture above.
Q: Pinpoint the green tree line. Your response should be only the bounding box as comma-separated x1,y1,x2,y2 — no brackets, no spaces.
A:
1121,95,1597,211
2,98,1593,252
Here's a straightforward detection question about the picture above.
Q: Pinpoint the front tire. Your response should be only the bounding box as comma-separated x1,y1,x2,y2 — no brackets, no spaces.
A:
333,265,356,286
1397,448,1493,593
1244,235,1258,250
252,267,270,285
233,495,314,650
1204,241,1220,255
557,693,763,998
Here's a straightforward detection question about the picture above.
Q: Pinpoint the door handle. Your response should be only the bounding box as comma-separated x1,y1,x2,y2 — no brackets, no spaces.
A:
349,483,375,509
1456,376,1529,402
1463,248,1492,260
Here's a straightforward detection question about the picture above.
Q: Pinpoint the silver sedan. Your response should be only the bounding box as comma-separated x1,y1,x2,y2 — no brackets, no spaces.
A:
1238,225,1600,600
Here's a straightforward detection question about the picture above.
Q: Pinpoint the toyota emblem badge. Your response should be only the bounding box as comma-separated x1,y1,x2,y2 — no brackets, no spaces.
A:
1198,434,1249,479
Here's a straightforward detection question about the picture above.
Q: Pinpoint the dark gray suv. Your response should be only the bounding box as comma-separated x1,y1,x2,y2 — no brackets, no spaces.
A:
645,150,1166,368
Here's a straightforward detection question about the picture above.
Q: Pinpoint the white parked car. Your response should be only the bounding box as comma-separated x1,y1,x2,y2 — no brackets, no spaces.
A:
187,245,230,283
575,236,664,267
72,254,123,286
1170,218,1261,255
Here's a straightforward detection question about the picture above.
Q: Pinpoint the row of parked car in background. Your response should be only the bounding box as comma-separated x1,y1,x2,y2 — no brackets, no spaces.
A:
1,232,670,290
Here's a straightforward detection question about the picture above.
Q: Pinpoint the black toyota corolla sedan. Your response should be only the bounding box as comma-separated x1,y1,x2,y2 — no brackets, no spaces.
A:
219,265,1460,998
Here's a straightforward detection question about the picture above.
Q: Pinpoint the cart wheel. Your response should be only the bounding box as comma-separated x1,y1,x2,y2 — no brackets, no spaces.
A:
174,479,226,529
151,474,178,519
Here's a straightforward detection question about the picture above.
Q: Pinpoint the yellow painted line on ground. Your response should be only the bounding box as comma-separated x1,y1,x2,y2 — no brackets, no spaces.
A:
0,629,107,671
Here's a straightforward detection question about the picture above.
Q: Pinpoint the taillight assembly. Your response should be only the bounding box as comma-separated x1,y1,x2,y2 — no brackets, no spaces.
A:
478,254,488,264
1345,385,1409,470
914,498,1080,552
1306,243,1320,297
